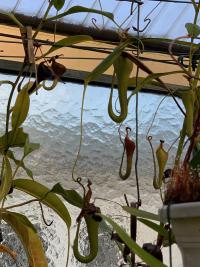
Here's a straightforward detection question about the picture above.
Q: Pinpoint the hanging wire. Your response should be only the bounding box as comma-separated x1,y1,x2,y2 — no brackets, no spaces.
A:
98,0,105,28
53,10,58,43
132,2,161,33
134,3,142,207
167,204,173,267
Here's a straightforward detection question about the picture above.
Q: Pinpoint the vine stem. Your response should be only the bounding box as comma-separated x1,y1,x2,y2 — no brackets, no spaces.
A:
33,2,53,39
5,60,26,148
71,85,87,182
134,4,141,207
4,199,39,210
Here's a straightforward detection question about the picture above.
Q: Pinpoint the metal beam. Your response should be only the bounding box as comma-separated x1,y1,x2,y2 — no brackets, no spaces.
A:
0,12,191,56
0,59,186,94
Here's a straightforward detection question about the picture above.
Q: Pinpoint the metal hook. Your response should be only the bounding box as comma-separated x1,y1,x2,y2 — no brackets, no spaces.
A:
91,18,101,30
132,2,161,33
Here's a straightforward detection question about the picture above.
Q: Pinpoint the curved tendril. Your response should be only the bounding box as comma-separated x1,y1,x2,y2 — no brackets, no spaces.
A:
76,177,86,199
42,79,58,90
72,84,87,182
146,94,169,138
39,202,53,226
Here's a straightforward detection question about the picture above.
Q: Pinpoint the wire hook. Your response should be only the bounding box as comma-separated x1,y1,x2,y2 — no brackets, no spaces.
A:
132,2,161,33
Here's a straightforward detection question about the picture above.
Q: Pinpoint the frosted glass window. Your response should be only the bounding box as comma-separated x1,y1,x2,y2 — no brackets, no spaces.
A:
0,73,183,266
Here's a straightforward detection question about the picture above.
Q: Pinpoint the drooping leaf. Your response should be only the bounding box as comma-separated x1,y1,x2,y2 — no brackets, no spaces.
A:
185,23,200,37
11,85,30,129
13,179,71,229
2,211,48,267
36,35,93,60
46,6,114,22
24,137,40,157
100,214,166,267
51,183,83,208
84,39,133,86
138,218,169,239
128,70,183,98
0,156,12,202
0,128,28,151
51,0,65,11
122,206,159,221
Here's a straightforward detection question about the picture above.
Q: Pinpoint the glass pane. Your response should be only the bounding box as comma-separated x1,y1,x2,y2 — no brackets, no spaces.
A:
0,73,183,266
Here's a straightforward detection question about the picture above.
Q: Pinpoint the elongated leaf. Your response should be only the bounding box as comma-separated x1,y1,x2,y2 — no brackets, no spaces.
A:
129,70,183,97
138,218,169,239
2,211,48,267
100,214,166,267
0,156,12,201
52,0,65,11
123,206,159,221
12,85,30,129
85,40,133,86
13,179,71,229
51,183,83,208
24,137,40,157
36,35,93,60
0,128,28,151
46,6,114,22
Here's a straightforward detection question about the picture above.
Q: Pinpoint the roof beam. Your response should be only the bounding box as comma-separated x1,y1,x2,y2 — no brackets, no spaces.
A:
0,12,191,56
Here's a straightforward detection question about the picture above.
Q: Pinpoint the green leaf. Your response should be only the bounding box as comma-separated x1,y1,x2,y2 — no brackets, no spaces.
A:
6,150,33,179
122,206,159,221
13,179,71,229
2,211,48,267
185,23,200,37
51,0,65,11
51,183,83,208
46,6,114,22
36,35,93,61
0,156,12,201
23,167,33,179
84,40,133,86
11,85,30,129
24,137,40,157
0,128,28,151
190,150,200,168
138,219,169,239
100,214,166,267
128,70,183,98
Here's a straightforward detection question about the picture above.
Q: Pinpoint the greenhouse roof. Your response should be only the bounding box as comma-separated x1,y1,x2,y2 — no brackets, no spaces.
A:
0,0,195,39
0,0,196,91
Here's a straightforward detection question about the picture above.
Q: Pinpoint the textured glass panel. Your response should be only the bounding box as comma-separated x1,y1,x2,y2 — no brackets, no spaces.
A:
0,73,183,266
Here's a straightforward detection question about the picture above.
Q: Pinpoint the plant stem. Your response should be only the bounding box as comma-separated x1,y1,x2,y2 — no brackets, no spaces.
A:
33,2,53,39
5,60,26,149
5,199,38,210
